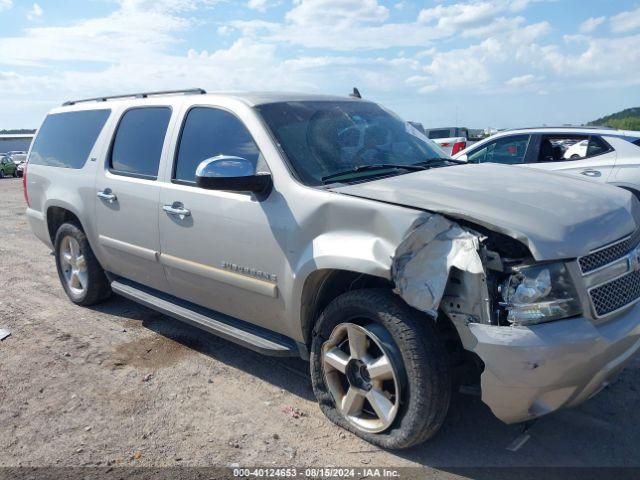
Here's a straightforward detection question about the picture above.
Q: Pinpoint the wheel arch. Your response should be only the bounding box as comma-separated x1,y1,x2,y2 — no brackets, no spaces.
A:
613,183,640,201
46,203,85,244
299,268,393,347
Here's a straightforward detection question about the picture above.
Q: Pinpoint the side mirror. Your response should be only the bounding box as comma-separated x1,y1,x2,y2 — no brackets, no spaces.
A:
195,155,272,196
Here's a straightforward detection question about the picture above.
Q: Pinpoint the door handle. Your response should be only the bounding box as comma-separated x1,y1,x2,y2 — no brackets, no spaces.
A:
97,189,117,203
163,203,191,219
580,170,602,177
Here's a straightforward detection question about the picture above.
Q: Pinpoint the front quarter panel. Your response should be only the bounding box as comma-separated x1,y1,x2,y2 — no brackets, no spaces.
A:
280,184,425,341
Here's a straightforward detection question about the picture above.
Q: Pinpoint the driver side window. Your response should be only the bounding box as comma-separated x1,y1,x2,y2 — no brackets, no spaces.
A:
173,107,263,183
468,135,530,164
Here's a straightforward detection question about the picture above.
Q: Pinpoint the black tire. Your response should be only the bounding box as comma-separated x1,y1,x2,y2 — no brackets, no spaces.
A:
310,289,451,449
54,222,112,306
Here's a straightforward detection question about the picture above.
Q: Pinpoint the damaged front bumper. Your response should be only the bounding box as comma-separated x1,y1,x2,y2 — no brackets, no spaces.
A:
463,302,640,423
390,211,640,424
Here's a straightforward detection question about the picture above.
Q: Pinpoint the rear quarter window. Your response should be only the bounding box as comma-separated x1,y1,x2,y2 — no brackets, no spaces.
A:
427,129,452,139
29,110,111,169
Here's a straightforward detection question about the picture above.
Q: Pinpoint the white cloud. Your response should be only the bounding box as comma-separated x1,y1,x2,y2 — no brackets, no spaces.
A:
610,6,640,33
0,0,639,129
286,0,389,28
579,16,605,34
247,0,280,12
505,73,537,88
417,0,529,28
0,0,12,13
0,2,191,65
27,3,43,21
233,0,543,50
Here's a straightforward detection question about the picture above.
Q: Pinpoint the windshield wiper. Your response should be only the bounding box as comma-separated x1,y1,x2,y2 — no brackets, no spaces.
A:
321,163,426,183
419,157,466,165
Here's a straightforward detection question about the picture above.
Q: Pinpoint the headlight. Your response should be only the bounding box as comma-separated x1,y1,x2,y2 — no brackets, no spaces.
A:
500,262,581,325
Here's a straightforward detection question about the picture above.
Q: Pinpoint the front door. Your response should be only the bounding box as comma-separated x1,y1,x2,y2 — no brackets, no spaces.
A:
95,106,173,292
158,106,286,333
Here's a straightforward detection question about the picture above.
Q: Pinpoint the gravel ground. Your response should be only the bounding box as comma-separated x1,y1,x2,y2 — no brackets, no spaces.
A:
1,177,639,474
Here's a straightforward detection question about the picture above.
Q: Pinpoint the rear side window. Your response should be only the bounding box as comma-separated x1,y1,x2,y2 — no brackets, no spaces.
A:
538,134,611,162
427,129,452,139
29,110,110,169
586,136,610,157
173,107,261,183
110,107,171,179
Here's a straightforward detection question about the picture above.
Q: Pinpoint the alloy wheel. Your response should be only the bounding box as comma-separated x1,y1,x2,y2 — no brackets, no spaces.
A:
321,323,400,433
59,236,88,297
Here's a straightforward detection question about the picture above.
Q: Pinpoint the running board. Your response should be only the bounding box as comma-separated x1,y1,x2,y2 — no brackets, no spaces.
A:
110,278,300,357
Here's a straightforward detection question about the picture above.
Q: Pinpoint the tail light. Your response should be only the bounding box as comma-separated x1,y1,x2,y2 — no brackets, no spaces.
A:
22,161,29,207
451,141,466,156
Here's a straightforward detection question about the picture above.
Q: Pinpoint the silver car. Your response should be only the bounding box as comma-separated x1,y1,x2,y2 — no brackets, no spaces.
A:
25,89,640,449
454,126,640,198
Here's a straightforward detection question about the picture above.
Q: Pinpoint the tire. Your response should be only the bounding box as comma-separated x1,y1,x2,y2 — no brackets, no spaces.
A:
310,289,451,449
54,222,112,306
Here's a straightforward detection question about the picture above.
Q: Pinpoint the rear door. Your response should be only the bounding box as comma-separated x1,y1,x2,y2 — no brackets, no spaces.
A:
529,134,616,183
95,106,173,292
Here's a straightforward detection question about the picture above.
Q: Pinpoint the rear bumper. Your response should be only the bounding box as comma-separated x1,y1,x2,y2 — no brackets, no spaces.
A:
466,302,640,423
26,207,52,249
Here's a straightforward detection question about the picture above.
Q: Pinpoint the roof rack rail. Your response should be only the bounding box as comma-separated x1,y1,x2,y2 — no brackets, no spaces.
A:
502,125,618,132
62,88,207,106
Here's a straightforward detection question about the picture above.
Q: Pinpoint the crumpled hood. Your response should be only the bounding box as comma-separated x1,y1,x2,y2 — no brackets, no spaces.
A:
332,163,640,260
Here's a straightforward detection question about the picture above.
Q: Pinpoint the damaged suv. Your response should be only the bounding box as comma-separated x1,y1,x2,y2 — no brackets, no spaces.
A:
25,89,640,449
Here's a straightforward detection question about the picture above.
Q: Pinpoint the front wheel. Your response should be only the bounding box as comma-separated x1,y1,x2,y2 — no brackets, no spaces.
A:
310,289,451,449
54,222,112,306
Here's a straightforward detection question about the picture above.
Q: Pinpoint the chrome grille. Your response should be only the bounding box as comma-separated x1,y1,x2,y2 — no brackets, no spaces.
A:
579,237,634,273
590,270,640,317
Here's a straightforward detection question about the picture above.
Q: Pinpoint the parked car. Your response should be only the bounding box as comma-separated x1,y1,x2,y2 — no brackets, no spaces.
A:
563,139,588,159
423,127,479,156
25,90,640,449
8,151,28,165
0,154,18,178
454,127,640,197
16,161,26,178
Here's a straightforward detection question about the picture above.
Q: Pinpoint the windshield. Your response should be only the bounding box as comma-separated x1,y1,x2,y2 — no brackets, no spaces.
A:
256,101,449,186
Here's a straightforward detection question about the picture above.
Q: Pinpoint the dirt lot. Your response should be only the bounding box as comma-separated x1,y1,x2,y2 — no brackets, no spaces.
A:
1,177,639,473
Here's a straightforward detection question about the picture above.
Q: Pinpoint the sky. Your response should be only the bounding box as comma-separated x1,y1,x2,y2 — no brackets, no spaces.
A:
0,0,639,130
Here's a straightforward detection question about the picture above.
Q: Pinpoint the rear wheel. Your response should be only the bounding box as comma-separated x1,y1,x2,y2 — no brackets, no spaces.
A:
310,289,451,449
54,222,112,305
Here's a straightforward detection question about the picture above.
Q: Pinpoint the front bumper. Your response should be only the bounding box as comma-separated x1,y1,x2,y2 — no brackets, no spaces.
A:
466,301,640,423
